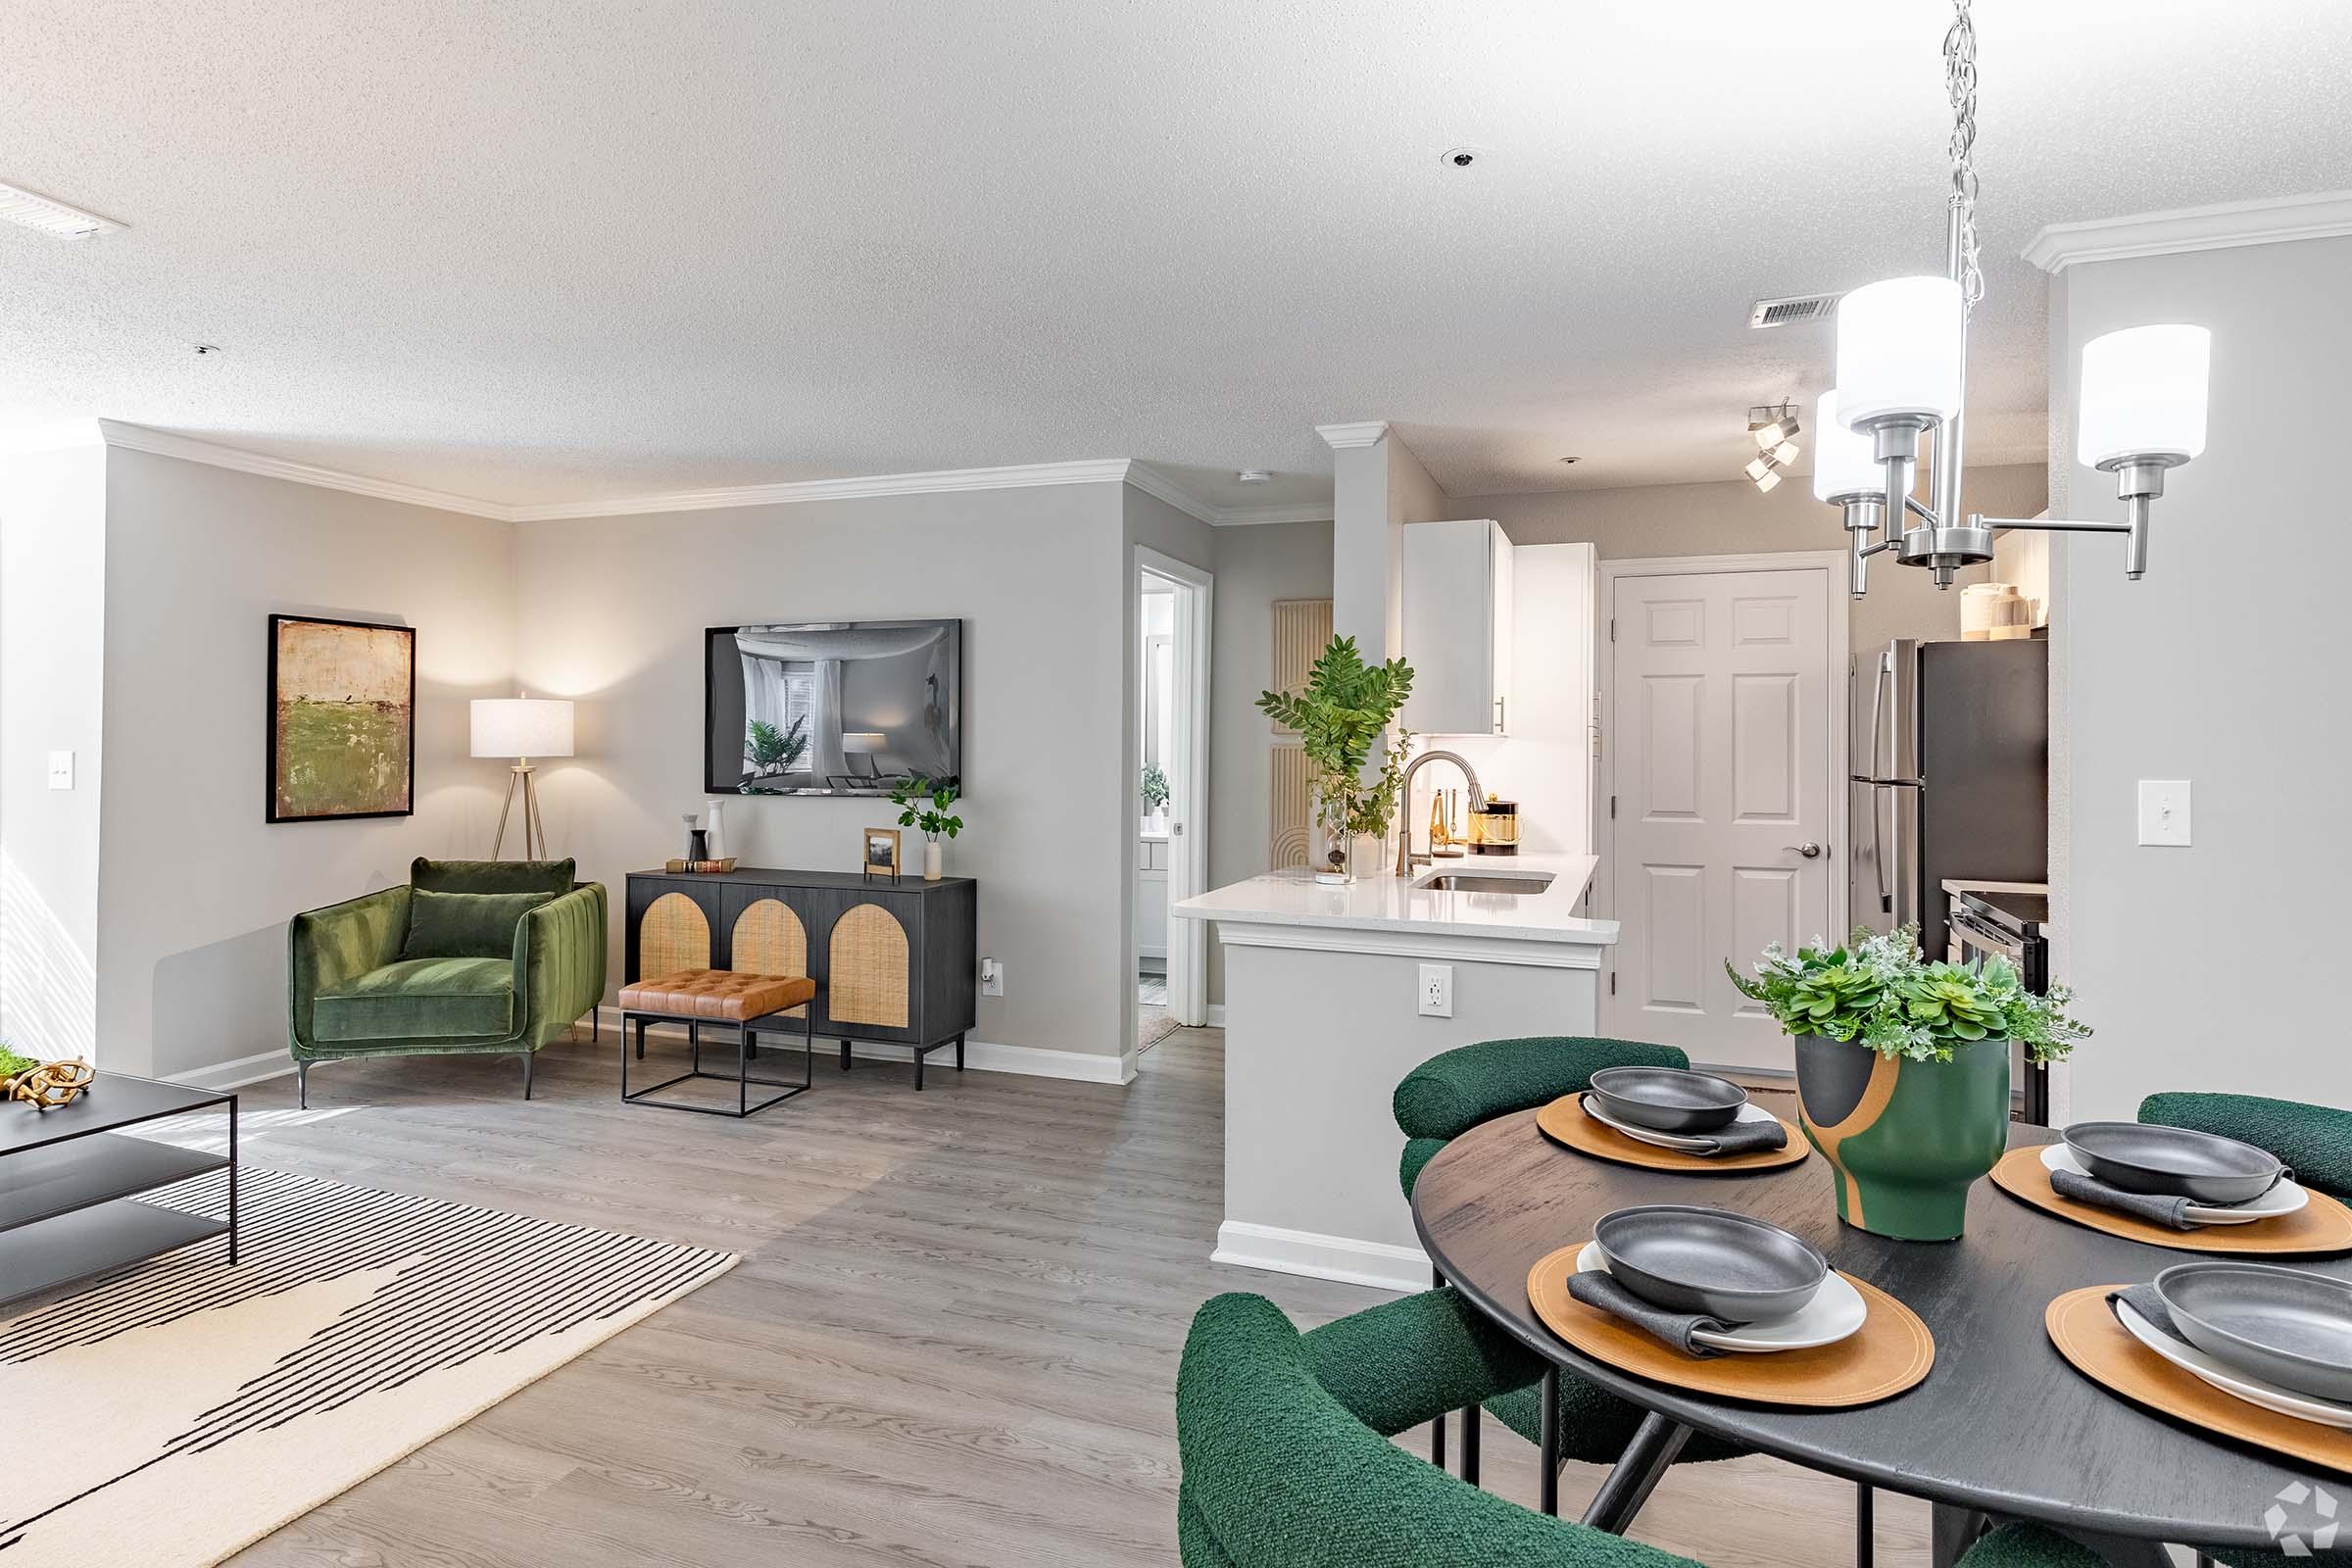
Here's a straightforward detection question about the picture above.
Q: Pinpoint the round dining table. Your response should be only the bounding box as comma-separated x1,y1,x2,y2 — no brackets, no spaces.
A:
1412,1110,2349,1566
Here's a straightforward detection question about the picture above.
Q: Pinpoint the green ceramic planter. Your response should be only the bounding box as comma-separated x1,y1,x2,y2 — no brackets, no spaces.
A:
1793,1033,2011,1242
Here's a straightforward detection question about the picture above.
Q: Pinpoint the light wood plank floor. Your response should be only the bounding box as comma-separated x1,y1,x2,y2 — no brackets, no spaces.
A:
224,1028,1927,1566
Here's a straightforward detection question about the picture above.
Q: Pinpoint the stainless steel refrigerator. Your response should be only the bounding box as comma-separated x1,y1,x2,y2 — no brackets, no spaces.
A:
1849,639,2047,960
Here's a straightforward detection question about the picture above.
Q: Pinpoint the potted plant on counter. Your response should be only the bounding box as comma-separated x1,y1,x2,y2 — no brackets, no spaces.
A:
1140,763,1170,831
1255,636,1414,883
890,774,963,881
1728,927,2087,1241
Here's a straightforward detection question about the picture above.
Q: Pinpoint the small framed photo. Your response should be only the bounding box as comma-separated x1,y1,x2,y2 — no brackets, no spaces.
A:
861,827,903,878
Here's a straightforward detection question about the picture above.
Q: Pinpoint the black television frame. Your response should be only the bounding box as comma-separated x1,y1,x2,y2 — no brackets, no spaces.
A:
703,618,962,797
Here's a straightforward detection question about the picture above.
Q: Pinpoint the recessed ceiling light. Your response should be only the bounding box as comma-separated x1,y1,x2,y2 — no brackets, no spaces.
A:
1440,147,1486,170
1557,456,1580,466
193,343,223,358
1236,468,1272,484
0,180,123,239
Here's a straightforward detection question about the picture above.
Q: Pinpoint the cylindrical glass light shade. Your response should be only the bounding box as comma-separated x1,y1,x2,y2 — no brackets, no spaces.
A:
470,698,574,759
2077,323,2210,467
1812,390,1880,501
1835,276,1965,429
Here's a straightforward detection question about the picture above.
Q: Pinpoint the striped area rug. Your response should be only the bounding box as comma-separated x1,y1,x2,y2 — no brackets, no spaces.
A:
0,1166,735,1567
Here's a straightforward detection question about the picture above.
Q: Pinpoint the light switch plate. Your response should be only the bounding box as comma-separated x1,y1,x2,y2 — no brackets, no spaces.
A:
2137,780,2191,847
1417,962,1453,1018
47,750,73,790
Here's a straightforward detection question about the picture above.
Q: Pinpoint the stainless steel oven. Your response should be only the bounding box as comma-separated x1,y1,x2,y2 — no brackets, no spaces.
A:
1945,883,2051,1124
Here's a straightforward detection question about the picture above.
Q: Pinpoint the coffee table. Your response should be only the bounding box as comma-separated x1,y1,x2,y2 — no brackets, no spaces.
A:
0,1073,237,1310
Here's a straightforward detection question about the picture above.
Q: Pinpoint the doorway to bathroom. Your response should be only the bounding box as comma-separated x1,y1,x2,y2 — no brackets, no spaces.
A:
1133,549,1211,1062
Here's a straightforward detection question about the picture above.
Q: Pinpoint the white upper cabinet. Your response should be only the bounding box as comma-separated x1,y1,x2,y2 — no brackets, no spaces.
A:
1401,519,1514,736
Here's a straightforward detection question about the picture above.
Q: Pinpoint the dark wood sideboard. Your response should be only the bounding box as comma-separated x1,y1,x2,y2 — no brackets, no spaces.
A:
624,867,978,1089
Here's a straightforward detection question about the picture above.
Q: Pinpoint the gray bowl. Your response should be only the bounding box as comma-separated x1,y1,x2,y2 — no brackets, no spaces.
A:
1587,1066,1747,1134
1592,1204,1828,1322
2064,1121,2284,1205
2155,1261,2352,1403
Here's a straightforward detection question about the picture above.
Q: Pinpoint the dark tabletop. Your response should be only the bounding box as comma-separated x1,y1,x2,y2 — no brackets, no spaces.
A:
0,1071,228,1155
1413,1110,2350,1551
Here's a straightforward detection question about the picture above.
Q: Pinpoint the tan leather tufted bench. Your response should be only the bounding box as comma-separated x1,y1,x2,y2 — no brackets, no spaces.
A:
618,967,822,1118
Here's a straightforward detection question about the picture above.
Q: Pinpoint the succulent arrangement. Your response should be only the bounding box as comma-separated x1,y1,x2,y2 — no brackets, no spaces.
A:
1728,926,2088,1064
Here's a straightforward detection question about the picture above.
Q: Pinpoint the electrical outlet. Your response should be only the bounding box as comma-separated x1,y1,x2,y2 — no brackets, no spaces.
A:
2137,780,2191,847
47,751,73,790
980,958,1004,998
1417,962,1453,1018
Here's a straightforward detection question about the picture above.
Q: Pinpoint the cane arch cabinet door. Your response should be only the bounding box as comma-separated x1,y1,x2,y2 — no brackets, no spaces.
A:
730,897,810,1017
829,903,911,1030
637,890,711,977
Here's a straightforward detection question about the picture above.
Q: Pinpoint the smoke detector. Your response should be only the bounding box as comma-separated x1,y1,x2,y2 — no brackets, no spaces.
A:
0,181,123,239
1748,292,1839,329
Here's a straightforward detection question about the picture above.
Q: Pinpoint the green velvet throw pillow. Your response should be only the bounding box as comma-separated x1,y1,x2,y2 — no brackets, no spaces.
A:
411,857,575,896
401,889,555,960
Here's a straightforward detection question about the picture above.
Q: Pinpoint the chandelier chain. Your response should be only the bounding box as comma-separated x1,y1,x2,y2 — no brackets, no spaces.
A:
1943,0,1984,314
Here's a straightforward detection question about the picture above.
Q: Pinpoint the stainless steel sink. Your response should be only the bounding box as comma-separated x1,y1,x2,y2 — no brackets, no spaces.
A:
1417,871,1554,895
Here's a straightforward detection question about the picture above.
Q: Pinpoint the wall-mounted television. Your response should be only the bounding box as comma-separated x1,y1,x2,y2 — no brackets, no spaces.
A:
706,619,961,796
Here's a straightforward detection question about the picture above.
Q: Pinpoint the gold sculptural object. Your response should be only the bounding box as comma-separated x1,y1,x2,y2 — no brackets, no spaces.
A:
3,1057,96,1110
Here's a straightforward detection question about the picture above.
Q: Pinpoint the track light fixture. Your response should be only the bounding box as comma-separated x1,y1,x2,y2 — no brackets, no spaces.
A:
1743,402,1801,492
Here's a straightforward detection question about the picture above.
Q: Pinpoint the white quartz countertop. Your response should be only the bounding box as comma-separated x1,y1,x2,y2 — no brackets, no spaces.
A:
1175,852,1617,946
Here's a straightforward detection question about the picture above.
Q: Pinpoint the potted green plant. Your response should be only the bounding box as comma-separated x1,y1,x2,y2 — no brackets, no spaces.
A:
891,774,963,881
1728,927,2087,1241
1255,636,1414,883
1140,762,1170,828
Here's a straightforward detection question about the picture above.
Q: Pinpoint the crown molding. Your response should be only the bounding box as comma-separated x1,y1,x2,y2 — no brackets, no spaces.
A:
1118,461,1219,525
508,458,1136,520
2024,190,2352,273
1316,420,1389,450
1213,500,1335,526
96,421,516,517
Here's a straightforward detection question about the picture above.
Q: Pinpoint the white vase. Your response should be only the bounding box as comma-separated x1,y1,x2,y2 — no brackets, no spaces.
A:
923,839,944,881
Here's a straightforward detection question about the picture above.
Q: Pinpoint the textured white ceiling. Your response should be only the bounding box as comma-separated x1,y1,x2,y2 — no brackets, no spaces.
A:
3,1,2346,509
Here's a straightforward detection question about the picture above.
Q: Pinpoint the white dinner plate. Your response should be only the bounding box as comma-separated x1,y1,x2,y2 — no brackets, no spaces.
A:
2038,1144,2308,1225
2113,1297,2352,1430
1573,1241,1865,1352
1580,1095,1782,1153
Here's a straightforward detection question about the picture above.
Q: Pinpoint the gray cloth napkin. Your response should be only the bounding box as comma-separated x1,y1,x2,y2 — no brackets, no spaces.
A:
1695,1117,1789,1156
2050,1167,2197,1230
1566,1269,1733,1358
2108,1282,2181,1339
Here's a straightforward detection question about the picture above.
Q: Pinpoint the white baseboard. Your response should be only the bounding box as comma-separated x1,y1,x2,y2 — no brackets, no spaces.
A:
594,1007,1131,1085
165,1051,298,1091
1211,1220,1427,1294
1204,1004,1226,1028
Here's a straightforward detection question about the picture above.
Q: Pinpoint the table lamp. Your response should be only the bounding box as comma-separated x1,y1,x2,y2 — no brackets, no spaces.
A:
840,731,886,780
471,696,574,859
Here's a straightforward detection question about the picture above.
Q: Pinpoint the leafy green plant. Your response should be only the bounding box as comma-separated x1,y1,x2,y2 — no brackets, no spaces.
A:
1727,927,2087,1064
1140,763,1170,813
746,714,809,777
0,1043,36,1082
1255,636,1416,868
891,773,963,842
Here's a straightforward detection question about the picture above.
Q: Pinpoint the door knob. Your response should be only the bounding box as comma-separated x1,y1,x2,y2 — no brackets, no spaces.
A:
1786,841,1823,858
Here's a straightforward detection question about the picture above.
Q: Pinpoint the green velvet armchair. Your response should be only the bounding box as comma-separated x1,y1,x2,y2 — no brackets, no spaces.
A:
287,858,606,1105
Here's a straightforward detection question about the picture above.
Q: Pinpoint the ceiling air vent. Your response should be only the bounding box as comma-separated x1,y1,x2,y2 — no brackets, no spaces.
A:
0,181,123,239
1748,292,1839,329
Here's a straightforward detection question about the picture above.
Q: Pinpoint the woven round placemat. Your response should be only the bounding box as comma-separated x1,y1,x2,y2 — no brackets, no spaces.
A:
1990,1147,2352,1255
1535,1093,1810,1174
2046,1286,2352,1477
1525,1243,1934,1407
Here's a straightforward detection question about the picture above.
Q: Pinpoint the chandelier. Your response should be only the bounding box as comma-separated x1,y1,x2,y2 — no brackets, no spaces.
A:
1815,0,2212,597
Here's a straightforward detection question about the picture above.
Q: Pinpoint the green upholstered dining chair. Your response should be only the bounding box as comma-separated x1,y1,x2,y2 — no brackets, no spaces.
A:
1394,1036,1747,1482
287,858,606,1105
1175,1289,2104,1568
2138,1091,2352,1200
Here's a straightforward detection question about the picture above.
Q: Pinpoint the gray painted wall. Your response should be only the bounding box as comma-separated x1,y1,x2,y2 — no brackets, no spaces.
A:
0,437,109,1061
513,480,1137,1065
95,448,519,1079
1204,520,1334,1004
2048,234,2349,1119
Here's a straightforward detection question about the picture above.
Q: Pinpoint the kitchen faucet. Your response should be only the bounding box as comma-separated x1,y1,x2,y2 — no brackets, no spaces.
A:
1393,750,1484,878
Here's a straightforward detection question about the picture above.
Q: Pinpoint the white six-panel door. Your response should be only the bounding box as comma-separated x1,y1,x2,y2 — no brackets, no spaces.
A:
1601,564,1837,1071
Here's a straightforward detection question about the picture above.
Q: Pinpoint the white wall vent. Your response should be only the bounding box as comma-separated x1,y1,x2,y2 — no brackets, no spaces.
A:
0,181,123,239
1748,292,1838,328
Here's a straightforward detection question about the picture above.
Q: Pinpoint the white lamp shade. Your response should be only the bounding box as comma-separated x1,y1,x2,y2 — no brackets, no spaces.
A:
1835,276,1965,429
471,698,573,760
2078,323,2210,468
839,731,886,754
1812,390,1881,502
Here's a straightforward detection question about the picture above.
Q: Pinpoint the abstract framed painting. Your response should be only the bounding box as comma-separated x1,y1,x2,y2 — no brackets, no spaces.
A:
267,614,416,822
